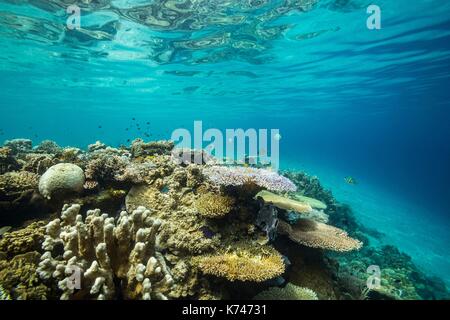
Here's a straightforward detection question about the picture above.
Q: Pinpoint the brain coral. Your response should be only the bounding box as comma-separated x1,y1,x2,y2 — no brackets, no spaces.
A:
203,165,297,192
254,283,318,300
194,243,285,282
195,192,235,218
278,219,362,252
38,163,85,199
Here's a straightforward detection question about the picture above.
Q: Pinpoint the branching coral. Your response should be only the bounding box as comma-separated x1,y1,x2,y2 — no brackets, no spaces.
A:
3,139,32,154
194,243,285,282
195,192,234,218
0,221,46,256
203,166,297,192
254,283,318,300
255,190,312,213
37,204,175,300
278,220,362,252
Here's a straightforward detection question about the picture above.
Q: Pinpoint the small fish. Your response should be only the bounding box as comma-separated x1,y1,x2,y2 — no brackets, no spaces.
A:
344,176,357,185
98,125,102,129
132,118,136,121
0,226,12,236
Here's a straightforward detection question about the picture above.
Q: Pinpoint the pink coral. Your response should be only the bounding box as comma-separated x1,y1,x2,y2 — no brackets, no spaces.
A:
203,166,297,192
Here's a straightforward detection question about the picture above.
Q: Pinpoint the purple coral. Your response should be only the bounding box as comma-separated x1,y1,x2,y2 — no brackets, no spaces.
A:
203,166,297,192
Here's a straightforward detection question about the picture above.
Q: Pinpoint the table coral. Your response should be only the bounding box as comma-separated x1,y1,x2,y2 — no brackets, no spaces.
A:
194,243,285,282
203,165,297,192
255,190,313,214
254,283,318,300
278,219,362,252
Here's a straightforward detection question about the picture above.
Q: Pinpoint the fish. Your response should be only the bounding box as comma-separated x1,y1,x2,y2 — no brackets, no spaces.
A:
344,176,357,185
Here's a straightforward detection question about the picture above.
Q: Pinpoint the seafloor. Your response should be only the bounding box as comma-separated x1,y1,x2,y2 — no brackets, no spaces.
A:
0,138,448,300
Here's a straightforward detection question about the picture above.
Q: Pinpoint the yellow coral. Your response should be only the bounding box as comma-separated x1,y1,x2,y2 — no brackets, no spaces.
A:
0,251,48,300
255,190,312,213
0,221,46,256
0,171,39,194
195,193,234,218
194,243,285,282
254,283,318,300
278,219,362,252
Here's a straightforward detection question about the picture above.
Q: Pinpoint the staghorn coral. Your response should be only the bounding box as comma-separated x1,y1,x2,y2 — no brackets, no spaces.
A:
38,163,85,199
0,251,48,300
0,221,46,256
255,190,312,214
195,192,234,218
278,219,362,252
254,283,318,300
194,243,285,282
0,171,39,195
37,204,175,300
203,165,297,192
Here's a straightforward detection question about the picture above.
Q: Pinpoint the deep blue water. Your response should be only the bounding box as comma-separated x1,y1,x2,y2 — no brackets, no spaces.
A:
0,0,449,286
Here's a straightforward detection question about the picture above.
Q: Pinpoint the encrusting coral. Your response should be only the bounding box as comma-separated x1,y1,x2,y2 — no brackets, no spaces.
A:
0,171,39,195
0,251,49,300
37,204,176,300
278,219,362,252
195,192,235,218
194,243,285,282
0,221,46,256
254,283,318,300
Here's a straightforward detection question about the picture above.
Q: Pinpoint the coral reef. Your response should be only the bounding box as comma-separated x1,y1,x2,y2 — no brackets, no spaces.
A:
254,283,318,300
195,192,234,218
194,243,285,282
0,138,447,300
278,219,362,252
203,166,297,192
38,163,85,199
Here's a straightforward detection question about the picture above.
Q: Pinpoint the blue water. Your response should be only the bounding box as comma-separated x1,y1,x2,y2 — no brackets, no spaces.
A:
0,1,449,287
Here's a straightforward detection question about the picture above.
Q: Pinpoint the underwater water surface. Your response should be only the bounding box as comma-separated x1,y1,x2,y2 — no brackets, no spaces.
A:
0,0,450,298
